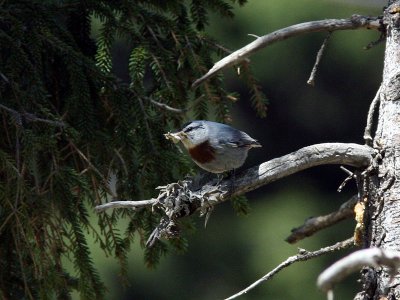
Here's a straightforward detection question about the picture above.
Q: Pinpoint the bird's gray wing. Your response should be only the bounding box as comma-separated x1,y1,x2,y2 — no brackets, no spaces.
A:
216,130,260,148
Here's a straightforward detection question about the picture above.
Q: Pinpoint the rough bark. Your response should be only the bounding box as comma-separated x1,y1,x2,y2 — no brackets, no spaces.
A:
359,2,400,299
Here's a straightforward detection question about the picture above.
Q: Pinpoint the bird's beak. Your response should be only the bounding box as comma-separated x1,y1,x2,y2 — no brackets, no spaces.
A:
164,130,187,144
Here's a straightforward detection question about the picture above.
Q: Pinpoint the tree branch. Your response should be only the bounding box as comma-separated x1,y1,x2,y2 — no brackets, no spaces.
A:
363,85,382,146
95,143,374,244
95,199,157,213
96,143,374,212
317,248,400,294
148,98,188,113
145,94,205,114
226,238,355,300
192,15,382,87
227,143,374,199
286,195,358,244
307,32,332,86
0,103,65,128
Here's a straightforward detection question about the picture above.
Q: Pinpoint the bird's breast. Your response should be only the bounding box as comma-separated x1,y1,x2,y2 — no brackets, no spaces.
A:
188,140,216,164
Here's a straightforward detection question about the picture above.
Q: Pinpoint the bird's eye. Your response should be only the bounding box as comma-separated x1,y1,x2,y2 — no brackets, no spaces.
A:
184,126,194,132
182,123,202,133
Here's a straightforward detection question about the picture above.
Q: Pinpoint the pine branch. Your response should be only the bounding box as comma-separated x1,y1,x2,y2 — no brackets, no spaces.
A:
0,104,65,128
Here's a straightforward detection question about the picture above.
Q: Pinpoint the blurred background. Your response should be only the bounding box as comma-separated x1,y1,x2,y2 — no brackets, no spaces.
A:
87,1,385,299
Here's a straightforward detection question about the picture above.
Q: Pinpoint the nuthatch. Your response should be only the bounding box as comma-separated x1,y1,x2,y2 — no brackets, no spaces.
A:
165,120,261,173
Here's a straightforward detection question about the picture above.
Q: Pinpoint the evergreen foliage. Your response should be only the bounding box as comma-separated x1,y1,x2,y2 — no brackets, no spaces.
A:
0,0,267,298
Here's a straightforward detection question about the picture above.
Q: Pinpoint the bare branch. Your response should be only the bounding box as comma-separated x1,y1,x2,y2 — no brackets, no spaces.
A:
286,195,358,244
96,143,373,212
226,238,354,300
95,199,157,213
228,143,373,199
0,71,10,83
317,248,400,294
363,85,382,146
192,15,382,87
247,33,260,39
148,98,188,113
205,40,250,63
69,142,108,183
307,32,332,86
95,143,374,245
145,94,205,114
337,166,357,192
364,32,386,50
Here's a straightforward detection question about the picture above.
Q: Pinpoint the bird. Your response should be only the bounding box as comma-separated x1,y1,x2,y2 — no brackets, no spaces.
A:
165,120,261,173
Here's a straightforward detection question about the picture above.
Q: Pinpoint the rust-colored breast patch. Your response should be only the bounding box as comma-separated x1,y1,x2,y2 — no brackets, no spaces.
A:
188,140,215,164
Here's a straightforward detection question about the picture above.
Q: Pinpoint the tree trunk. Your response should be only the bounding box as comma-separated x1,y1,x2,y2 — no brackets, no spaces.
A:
361,1,400,298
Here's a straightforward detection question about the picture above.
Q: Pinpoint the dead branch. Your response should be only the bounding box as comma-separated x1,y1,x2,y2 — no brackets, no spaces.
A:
95,143,374,245
226,238,354,300
363,85,382,146
148,98,187,113
317,248,400,295
95,199,157,212
228,143,373,199
192,15,382,87
145,94,205,114
337,166,361,193
307,32,332,86
96,143,374,212
286,195,358,244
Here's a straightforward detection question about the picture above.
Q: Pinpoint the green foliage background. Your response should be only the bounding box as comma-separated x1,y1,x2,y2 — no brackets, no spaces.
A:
0,0,267,299
0,0,384,299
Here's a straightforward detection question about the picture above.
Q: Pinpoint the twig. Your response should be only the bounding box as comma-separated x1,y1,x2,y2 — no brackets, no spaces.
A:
337,166,357,192
146,94,205,114
150,53,172,90
225,238,354,300
192,15,382,87
0,71,10,83
247,33,260,39
15,132,20,174
138,97,156,150
364,32,386,50
146,25,165,51
113,148,128,176
13,228,35,300
148,98,188,113
0,103,65,128
69,142,104,180
203,39,251,63
95,199,157,212
286,195,358,244
363,85,382,146
68,141,116,197
307,32,332,86
317,248,400,294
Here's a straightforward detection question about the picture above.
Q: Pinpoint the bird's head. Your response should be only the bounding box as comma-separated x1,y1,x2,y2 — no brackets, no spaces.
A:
165,120,209,149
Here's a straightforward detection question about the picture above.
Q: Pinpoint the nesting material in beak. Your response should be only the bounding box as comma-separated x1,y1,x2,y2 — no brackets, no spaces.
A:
164,131,186,144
